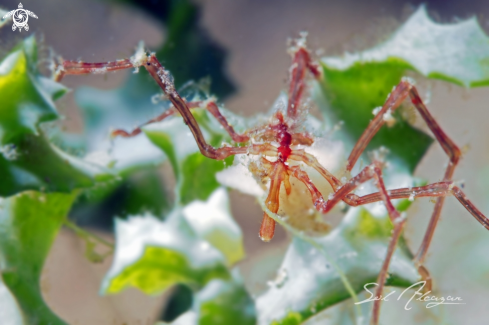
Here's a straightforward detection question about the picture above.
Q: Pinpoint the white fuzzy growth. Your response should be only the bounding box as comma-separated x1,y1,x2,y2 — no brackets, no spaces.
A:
267,268,288,288
401,76,416,86
151,93,167,104
200,96,217,109
129,41,147,69
383,109,396,127
394,212,407,224
372,106,382,116
287,31,309,56
157,67,177,96
91,67,107,74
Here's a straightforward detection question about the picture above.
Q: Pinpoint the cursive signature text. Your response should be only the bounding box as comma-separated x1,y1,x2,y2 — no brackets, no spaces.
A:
354,281,465,310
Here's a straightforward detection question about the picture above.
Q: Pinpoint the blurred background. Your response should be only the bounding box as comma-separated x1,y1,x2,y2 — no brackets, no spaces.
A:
2,0,489,324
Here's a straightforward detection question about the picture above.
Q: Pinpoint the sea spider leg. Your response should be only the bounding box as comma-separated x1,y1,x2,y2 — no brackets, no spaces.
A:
368,165,404,325
260,160,288,242
346,183,489,230
348,182,488,293
54,54,249,160
199,100,250,142
343,79,487,265
287,46,322,119
285,157,433,324
288,149,343,191
288,165,327,207
291,160,405,325
260,161,331,241
111,100,250,143
111,106,179,137
287,45,321,120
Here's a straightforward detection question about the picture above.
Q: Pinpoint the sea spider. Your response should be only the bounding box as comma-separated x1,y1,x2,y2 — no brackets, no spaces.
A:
53,36,489,325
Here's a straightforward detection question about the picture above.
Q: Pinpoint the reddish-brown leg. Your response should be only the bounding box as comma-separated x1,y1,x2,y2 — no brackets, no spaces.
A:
288,149,343,191
259,160,288,242
368,166,404,325
346,183,489,230
112,100,249,143
408,87,461,264
111,107,179,138
288,165,326,208
344,79,480,266
340,78,487,323
287,42,322,120
288,161,405,325
55,54,247,160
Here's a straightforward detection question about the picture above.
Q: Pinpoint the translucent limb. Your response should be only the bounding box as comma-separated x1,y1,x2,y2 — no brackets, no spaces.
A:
288,149,343,191
260,161,287,242
288,165,326,208
112,107,178,138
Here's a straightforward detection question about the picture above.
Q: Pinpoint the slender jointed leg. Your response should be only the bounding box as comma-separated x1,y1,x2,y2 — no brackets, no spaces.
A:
259,160,288,242
344,78,486,265
54,53,248,160
111,100,249,143
288,149,343,191
287,45,322,120
368,166,404,325
286,161,406,325
345,183,489,230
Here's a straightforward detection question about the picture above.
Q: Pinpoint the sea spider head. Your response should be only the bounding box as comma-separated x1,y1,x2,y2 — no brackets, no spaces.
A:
251,110,314,163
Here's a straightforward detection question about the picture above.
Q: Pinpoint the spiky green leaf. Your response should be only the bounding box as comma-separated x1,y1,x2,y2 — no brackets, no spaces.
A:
0,191,78,325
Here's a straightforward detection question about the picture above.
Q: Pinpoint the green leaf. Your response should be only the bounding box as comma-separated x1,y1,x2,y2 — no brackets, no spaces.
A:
157,270,256,325
193,270,256,325
316,62,433,173
0,191,78,325
256,206,420,325
144,108,233,205
101,210,230,295
70,167,171,229
0,132,114,197
0,36,64,144
182,188,245,266
317,5,489,172
322,5,489,87
0,37,115,196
